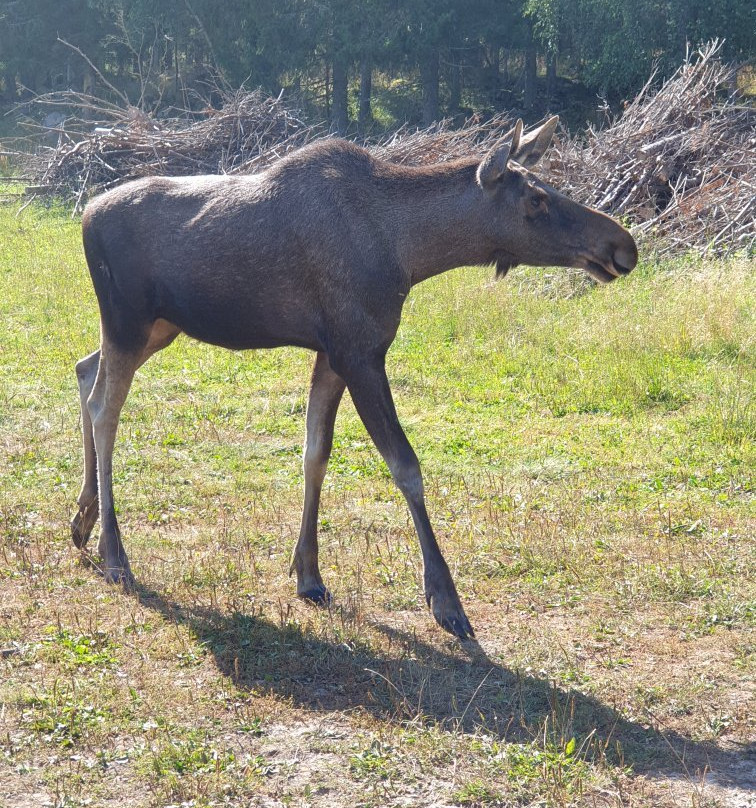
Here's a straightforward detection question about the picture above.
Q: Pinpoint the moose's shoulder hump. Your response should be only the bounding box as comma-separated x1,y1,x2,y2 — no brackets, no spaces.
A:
273,139,375,175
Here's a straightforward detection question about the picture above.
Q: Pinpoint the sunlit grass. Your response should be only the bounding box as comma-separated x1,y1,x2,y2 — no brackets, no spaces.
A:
0,201,753,807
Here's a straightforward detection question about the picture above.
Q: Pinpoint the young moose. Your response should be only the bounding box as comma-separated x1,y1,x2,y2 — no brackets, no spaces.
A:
72,117,637,639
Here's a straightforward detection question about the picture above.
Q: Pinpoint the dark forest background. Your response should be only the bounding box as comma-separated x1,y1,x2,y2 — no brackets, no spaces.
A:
1,0,753,134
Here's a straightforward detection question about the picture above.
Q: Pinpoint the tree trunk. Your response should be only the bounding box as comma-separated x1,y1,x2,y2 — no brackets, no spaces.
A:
324,61,330,120
485,40,501,100
82,66,96,120
448,55,461,117
2,69,16,101
546,52,557,103
500,48,509,86
174,36,180,100
420,48,439,126
331,53,348,135
164,33,173,72
676,3,690,59
358,55,372,135
524,23,537,112
488,41,500,80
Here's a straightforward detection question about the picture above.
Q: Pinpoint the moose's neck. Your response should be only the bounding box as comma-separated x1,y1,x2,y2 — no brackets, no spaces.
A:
386,160,494,285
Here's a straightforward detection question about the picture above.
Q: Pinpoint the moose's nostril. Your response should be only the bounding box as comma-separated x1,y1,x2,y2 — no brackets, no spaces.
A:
612,257,631,276
613,243,638,274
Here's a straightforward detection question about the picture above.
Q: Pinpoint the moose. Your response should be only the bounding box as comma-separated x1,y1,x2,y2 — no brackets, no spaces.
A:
71,117,637,639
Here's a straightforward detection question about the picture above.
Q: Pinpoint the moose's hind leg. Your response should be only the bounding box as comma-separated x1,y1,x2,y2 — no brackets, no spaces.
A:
85,320,181,586
72,350,101,548
86,341,143,586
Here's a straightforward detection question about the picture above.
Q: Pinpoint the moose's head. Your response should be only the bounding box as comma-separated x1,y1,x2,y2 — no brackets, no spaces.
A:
477,117,638,283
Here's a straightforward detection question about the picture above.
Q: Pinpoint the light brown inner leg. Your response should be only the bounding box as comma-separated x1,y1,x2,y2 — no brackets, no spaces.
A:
75,319,181,581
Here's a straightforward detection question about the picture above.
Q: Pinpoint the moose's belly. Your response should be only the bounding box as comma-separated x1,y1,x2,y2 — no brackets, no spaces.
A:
156,276,325,352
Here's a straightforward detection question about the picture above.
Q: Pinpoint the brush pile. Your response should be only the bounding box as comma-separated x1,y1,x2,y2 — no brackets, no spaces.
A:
548,42,755,255
372,114,514,165
18,42,755,254
20,90,315,212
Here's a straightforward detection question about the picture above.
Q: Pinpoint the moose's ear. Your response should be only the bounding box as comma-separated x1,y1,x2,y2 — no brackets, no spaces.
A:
476,118,523,191
510,115,559,168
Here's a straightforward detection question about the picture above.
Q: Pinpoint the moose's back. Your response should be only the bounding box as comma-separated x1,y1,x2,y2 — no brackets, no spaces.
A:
81,142,405,352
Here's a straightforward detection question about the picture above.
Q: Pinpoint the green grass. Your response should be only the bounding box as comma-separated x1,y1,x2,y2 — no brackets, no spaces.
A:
0,200,753,807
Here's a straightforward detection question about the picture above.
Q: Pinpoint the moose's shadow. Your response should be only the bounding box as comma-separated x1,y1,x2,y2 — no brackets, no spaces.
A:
134,583,753,787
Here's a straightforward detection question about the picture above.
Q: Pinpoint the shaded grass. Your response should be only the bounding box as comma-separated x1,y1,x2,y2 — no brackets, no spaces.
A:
0,202,753,807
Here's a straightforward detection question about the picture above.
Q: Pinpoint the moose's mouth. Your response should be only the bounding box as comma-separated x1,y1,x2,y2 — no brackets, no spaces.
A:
584,258,632,284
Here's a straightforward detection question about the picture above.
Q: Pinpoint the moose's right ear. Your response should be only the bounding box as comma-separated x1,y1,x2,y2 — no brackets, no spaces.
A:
511,115,559,168
476,119,523,191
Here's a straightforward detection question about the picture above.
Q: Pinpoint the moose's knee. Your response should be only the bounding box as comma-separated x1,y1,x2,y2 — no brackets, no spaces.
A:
303,452,328,485
387,448,424,501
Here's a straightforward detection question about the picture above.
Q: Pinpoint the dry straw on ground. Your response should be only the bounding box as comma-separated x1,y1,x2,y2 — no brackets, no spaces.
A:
18,42,756,255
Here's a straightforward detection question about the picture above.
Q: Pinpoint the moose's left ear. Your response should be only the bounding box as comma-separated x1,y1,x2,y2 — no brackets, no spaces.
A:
510,115,559,168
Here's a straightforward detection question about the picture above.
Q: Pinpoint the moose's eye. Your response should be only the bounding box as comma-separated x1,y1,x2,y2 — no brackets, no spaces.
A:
530,197,541,209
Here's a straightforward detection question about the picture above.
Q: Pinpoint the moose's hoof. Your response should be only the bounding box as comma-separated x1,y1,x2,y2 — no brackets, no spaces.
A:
71,506,98,549
103,564,136,591
425,587,475,640
298,584,333,606
438,610,476,640
71,517,89,549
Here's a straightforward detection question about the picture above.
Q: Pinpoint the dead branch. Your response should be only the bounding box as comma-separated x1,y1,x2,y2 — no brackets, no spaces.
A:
56,37,130,108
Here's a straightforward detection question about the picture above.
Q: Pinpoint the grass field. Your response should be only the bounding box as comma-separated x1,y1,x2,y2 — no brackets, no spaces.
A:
0,199,753,807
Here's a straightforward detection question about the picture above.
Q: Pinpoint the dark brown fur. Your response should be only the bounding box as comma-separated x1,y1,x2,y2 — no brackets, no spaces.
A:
72,119,637,639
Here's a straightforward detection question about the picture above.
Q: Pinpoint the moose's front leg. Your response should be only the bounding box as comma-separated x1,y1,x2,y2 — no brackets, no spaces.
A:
336,354,474,639
291,352,346,603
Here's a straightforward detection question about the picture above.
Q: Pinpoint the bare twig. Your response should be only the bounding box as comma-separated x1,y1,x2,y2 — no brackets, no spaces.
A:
56,37,130,107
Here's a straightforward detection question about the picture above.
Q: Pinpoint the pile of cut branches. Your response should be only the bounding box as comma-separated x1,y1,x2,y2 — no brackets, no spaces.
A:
19,90,315,212
549,41,754,255
20,91,514,210
371,114,514,165
17,42,754,254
